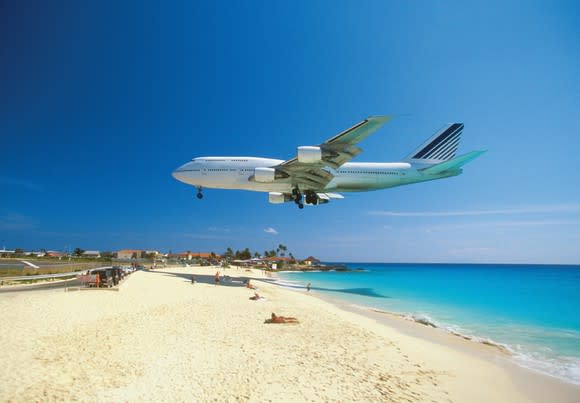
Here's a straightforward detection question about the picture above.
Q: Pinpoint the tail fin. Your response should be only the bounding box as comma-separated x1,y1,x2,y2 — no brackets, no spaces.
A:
404,123,464,163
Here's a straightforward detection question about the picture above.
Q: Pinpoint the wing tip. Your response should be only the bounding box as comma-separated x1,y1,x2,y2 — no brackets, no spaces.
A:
468,149,487,158
368,115,392,124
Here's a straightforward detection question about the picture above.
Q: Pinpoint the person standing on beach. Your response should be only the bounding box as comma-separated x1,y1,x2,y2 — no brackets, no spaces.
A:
191,274,195,284
214,271,220,286
306,282,311,292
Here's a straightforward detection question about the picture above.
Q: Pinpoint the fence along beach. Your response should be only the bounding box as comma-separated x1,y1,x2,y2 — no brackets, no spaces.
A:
0,266,578,402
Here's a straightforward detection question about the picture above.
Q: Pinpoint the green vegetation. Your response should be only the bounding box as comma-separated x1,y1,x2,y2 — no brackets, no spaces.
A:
12,275,77,284
173,244,299,268
0,261,103,278
222,244,296,263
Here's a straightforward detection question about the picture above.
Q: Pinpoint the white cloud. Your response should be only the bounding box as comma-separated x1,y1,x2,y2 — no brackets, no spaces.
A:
369,204,580,217
447,247,496,256
181,232,231,240
447,247,500,259
264,227,278,235
423,220,580,232
208,226,230,233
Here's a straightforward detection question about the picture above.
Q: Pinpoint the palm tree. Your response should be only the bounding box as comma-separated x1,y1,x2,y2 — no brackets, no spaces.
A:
278,244,288,257
224,247,234,260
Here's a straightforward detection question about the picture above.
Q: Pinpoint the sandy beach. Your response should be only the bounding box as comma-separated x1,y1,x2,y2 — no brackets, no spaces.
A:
1,266,578,402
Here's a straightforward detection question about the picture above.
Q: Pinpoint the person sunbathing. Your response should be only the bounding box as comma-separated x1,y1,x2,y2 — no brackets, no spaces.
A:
265,312,299,324
249,292,262,300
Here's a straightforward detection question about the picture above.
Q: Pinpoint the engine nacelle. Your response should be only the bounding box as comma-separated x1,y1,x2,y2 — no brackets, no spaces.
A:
268,192,292,204
297,146,322,163
254,167,276,183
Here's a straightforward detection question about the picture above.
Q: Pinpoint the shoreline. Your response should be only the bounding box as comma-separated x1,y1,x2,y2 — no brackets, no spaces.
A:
272,271,580,398
1,265,579,402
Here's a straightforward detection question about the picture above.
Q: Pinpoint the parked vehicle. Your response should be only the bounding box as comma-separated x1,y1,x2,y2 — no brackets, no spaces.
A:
122,265,134,275
91,269,114,288
111,266,124,284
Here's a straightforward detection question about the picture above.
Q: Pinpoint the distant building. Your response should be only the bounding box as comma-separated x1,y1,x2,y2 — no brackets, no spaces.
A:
302,256,320,266
117,249,143,259
46,251,64,258
25,251,46,257
168,252,220,261
264,257,292,263
191,252,220,259
82,250,101,258
116,250,161,259
262,256,292,270
167,252,188,260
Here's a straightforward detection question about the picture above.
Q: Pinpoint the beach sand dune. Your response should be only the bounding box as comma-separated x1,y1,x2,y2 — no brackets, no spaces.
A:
0,267,577,402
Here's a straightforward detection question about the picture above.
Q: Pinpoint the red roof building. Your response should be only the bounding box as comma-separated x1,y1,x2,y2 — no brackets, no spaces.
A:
302,256,320,266
168,252,221,260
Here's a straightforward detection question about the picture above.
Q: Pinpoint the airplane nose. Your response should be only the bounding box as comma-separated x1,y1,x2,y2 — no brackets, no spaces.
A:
172,169,183,181
172,164,189,183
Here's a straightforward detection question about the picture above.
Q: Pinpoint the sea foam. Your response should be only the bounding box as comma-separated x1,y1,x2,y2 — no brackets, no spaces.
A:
276,263,580,385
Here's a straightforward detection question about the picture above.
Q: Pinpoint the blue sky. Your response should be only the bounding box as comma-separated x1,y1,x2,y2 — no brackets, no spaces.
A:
1,1,579,263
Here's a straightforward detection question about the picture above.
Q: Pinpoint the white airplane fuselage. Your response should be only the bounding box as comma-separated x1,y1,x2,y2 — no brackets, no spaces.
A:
172,119,484,207
172,156,460,194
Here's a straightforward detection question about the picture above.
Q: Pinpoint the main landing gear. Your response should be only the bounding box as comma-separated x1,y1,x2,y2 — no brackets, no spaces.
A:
304,191,318,205
292,187,304,209
196,187,203,199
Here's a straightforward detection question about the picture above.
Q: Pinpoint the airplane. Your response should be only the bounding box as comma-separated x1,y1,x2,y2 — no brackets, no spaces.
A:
172,116,485,209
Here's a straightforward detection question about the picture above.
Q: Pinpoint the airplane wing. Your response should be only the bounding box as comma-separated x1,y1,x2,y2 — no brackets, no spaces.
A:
276,115,391,190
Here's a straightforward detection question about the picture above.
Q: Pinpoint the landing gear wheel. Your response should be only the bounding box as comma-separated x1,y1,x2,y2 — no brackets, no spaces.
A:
292,187,304,209
305,192,317,205
196,192,203,199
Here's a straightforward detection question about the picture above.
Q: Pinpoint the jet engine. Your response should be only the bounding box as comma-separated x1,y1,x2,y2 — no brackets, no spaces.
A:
297,146,322,163
254,167,276,183
268,192,292,204
252,167,289,183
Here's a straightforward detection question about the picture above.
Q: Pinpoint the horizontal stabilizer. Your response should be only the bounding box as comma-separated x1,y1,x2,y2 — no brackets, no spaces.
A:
420,150,486,174
317,192,344,200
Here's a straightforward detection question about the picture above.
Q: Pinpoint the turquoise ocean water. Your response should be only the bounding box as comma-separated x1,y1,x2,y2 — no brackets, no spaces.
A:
277,263,580,385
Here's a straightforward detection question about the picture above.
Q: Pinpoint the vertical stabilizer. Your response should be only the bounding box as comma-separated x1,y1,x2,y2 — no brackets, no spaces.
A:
404,123,464,163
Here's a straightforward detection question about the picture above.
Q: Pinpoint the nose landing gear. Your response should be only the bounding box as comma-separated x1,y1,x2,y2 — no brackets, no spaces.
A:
196,187,203,199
